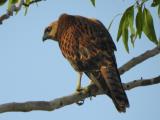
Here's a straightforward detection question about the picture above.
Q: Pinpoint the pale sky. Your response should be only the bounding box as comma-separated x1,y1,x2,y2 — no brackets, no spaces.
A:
0,0,160,120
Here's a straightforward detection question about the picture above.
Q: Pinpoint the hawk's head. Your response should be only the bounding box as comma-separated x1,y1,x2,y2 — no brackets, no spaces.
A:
43,20,58,42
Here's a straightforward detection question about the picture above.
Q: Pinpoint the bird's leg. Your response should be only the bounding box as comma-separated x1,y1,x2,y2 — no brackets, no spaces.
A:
76,72,83,92
76,72,85,106
87,79,100,100
87,80,95,100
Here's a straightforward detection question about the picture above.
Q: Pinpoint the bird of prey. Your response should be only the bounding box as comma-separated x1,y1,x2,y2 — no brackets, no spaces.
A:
43,14,129,112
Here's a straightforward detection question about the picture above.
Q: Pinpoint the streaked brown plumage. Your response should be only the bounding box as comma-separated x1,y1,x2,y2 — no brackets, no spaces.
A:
43,13,129,112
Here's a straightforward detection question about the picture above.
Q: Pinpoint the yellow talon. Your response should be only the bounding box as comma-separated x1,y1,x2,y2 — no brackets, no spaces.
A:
76,72,83,92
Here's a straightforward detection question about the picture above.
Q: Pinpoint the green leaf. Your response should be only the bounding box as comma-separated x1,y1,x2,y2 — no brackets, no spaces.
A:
122,27,129,53
142,0,149,2
116,14,125,41
8,0,12,10
25,0,30,5
12,0,18,3
117,5,135,52
151,0,160,7
117,5,134,42
8,0,19,10
127,5,136,45
136,6,143,38
122,15,129,52
0,0,7,6
90,0,95,7
143,7,158,44
128,6,134,31
130,32,137,47
127,6,134,27
129,24,136,47
10,0,18,4
158,4,160,18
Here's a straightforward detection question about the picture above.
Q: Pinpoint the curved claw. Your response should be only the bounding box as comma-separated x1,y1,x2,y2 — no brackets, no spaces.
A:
76,100,84,106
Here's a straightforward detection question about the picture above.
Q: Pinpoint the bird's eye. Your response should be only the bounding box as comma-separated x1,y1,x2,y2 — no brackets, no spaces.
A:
45,27,52,33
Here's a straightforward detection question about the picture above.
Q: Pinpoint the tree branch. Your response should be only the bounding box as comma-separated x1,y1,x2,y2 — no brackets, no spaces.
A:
123,76,160,90
0,76,159,114
0,0,24,24
119,46,160,75
0,46,159,113
0,0,45,24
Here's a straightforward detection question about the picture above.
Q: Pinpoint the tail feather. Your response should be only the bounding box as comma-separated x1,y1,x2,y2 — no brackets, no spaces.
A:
100,63,129,112
85,62,129,112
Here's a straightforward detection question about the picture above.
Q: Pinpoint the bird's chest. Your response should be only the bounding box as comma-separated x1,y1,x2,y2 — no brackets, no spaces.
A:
59,31,80,61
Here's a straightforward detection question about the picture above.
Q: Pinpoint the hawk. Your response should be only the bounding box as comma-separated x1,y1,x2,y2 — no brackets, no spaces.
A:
43,14,129,112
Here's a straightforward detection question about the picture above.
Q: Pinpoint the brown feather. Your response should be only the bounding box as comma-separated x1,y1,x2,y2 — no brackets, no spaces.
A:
45,14,129,112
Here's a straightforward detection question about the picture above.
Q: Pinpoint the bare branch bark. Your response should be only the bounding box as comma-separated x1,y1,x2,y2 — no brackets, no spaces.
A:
0,0,45,24
119,46,160,75
0,46,159,114
123,76,160,90
0,76,159,114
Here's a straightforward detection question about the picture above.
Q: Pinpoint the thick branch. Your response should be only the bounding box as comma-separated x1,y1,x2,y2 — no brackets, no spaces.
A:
119,46,160,75
0,0,45,24
0,76,159,113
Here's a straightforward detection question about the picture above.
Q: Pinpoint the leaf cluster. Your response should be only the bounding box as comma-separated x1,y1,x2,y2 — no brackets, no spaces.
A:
90,0,160,52
0,0,33,15
117,1,159,52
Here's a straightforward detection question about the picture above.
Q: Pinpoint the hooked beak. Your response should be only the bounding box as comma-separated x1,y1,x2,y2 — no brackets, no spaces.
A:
42,33,49,42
